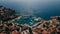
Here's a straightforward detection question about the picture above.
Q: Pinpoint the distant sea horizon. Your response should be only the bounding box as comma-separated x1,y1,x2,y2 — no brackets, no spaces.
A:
0,0,60,20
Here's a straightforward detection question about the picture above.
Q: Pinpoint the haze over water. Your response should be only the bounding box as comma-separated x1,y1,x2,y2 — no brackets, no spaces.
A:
0,0,60,19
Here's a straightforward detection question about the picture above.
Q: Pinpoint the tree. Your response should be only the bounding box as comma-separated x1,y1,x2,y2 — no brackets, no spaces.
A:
28,28,33,34
57,17,60,22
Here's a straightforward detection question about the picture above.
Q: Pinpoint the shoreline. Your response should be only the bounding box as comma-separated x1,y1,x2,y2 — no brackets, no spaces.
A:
8,15,60,28
10,15,59,27
7,15,22,23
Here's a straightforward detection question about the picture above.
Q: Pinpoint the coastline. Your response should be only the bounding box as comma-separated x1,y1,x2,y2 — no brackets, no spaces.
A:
7,15,22,23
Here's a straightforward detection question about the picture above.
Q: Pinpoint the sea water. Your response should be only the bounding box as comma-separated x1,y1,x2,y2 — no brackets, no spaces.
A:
0,0,60,26
14,16,39,26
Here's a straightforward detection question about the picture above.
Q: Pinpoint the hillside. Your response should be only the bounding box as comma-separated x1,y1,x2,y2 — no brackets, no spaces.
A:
0,6,18,22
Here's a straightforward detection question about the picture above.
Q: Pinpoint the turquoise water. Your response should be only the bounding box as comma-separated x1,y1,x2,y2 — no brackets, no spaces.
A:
0,0,60,26
14,16,38,26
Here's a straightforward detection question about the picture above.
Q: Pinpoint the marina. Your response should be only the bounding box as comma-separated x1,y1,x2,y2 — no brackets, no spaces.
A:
0,0,60,34
13,15,42,27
